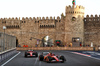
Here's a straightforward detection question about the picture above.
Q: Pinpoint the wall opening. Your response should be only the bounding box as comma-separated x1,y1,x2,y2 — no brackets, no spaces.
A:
16,38,19,47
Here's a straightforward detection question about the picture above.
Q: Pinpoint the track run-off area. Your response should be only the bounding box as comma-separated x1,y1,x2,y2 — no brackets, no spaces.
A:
0,51,100,66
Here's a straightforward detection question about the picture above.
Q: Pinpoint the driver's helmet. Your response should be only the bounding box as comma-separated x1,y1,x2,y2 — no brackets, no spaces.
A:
49,51,52,55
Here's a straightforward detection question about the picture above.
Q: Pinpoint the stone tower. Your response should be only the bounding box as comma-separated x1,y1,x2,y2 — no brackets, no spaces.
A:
65,4,85,46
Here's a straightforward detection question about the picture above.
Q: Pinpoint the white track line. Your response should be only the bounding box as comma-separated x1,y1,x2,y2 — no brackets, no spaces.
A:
34,57,38,66
38,52,41,66
71,52,100,61
34,52,40,66
39,61,41,66
39,52,41,66
1,52,21,66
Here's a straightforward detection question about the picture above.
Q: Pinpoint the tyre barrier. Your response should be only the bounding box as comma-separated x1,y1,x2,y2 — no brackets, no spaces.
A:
0,48,17,62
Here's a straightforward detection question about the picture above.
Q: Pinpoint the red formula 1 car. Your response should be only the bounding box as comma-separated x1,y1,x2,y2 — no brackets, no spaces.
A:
24,50,38,57
39,52,66,63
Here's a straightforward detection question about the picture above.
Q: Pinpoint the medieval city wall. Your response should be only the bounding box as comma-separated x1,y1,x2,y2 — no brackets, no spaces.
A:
84,15,100,47
0,16,65,47
0,4,100,47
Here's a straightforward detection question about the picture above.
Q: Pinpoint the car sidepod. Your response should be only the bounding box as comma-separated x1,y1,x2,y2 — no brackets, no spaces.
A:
45,56,52,63
45,56,58,63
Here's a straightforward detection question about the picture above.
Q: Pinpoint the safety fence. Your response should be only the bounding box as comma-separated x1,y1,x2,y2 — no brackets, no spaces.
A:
0,32,16,52
0,32,17,62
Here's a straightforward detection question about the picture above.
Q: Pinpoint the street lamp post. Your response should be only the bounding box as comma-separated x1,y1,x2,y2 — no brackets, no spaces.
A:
3,26,6,51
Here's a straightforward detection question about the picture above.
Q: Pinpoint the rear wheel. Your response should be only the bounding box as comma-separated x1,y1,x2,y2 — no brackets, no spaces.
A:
25,52,27,57
39,55,44,61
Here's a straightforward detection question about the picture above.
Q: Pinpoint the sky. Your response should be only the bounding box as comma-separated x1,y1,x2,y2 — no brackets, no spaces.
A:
0,0,100,18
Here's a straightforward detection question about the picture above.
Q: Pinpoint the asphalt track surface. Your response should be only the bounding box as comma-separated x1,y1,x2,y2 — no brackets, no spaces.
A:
0,51,100,66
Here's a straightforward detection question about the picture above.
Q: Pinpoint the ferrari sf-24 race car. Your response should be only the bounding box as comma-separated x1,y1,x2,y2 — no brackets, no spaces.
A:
39,52,66,63
24,50,38,57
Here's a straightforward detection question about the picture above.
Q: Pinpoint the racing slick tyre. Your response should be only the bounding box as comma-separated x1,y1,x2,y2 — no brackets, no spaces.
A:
39,55,44,61
35,53,38,57
25,52,27,57
60,56,66,63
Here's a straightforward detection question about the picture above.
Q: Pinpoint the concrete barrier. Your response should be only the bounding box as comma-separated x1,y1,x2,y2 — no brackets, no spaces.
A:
0,48,17,62
16,47,98,51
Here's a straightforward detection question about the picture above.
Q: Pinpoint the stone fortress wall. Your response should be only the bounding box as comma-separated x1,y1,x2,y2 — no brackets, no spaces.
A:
84,15,100,47
0,4,100,47
0,16,65,47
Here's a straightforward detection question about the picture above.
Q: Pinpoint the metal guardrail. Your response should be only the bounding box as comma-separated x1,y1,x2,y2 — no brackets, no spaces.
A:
0,48,16,54
0,48,17,62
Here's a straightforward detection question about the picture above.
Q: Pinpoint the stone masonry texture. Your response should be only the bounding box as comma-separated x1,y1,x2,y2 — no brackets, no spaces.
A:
0,4,100,47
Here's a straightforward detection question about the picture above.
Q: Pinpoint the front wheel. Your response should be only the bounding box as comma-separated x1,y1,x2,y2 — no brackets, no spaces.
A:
35,53,38,57
60,56,66,63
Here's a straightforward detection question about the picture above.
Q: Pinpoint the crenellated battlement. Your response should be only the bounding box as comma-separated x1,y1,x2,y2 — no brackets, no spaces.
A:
66,5,85,16
34,16,60,20
84,15,100,22
0,17,21,29
66,5,85,9
0,16,61,24
0,17,20,20
86,15,100,18
21,16,60,21
0,16,61,29
38,16,61,28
